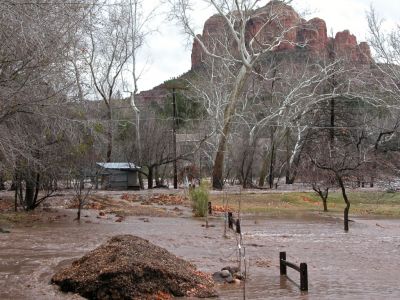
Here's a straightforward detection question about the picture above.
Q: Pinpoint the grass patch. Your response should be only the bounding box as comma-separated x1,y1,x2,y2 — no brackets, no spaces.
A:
209,191,400,217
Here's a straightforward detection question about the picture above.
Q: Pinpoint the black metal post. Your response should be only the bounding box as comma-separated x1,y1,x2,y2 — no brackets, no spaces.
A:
208,201,212,215
280,252,287,275
300,263,308,291
172,88,178,189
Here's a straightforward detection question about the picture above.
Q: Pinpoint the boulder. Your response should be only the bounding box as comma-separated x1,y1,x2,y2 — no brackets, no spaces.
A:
221,266,239,274
52,235,217,299
225,274,235,284
220,270,231,278
212,272,226,283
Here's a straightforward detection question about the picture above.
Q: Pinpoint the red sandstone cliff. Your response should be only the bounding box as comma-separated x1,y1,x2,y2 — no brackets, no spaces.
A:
140,1,372,103
191,1,372,68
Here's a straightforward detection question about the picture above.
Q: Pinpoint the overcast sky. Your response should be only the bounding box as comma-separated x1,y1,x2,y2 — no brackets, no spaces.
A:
135,0,399,92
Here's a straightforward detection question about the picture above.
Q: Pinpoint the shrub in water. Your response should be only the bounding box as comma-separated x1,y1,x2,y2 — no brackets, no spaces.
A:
190,184,209,217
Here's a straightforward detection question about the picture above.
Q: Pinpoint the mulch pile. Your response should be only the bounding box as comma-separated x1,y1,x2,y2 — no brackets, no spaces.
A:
51,235,217,299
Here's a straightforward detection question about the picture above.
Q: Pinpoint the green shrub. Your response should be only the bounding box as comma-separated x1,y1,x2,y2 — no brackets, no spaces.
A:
190,184,209,217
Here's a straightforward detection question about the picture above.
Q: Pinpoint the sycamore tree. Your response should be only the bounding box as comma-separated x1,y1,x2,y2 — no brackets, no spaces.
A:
188,43,346,188
367,7,400,106
169,0,302,189
83,2,133,162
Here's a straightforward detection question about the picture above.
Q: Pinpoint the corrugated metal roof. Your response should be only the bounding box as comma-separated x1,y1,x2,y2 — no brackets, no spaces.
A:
97,162,140,170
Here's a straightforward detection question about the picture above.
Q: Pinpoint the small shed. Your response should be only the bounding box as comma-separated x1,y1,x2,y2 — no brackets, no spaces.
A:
97,162,141,190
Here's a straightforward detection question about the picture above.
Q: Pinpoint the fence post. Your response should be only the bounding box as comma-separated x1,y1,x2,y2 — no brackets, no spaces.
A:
279,252,287,275
300,263,308,291
235,219,241,234
208,201,212,215
228,212,233,229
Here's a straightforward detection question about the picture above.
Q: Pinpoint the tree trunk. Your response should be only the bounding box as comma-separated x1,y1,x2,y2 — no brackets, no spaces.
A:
258,149,269,187
34,173,40,204
212,65,250,189
321,190,328,212
23,172,40,211
322,196,328,212
330,97,335,142
18,179,24,209
243,148,255,189
259,129,277,187
10,180,16,191
313,186,329,212
155,165,161,186
268,143,276,189
287,152,302,184
25,179,35,211
212,138,226,190
0,175,4,190
77,198,82,222
337,175,350,232
14,182,18,212
287,133,307,184
147,166,154,189
285,129,291,184
106,108,113,162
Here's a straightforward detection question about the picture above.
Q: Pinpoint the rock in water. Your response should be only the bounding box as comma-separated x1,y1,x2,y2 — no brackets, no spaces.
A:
52,235,217,299
220,270,231,278
0,227,10,233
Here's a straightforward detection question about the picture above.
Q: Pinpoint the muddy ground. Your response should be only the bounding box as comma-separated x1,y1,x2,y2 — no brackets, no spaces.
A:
1,189,400,299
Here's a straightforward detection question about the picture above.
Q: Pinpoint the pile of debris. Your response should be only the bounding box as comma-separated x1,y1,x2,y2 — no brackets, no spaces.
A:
142,194,187,206
211,204,235,214
52,235,217,299
120,193,143,202
67,195,111,210
121,193,188,206
0,196,14,211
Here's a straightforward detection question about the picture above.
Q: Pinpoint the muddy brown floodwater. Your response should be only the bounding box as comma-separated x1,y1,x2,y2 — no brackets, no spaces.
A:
1,210,400,299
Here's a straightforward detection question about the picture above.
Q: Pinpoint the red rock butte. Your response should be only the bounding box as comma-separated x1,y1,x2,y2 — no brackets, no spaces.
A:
191,1,372,68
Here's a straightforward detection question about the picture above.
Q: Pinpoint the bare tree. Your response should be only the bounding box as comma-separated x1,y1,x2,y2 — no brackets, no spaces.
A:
0,1,97,210
83,1,134,162
169,0,303,189
367,7,400,108
308,127,365,231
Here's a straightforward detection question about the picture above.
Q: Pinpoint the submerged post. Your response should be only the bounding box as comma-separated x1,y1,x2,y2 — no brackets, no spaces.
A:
228,212,233,229
279,252,287,275
235,219,241,234
300,263,308,291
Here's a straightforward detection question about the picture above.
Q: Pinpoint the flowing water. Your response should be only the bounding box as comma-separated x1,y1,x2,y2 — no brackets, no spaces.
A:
1,210,400,299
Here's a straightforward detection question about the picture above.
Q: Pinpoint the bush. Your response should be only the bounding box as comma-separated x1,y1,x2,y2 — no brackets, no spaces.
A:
190,184,209,217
